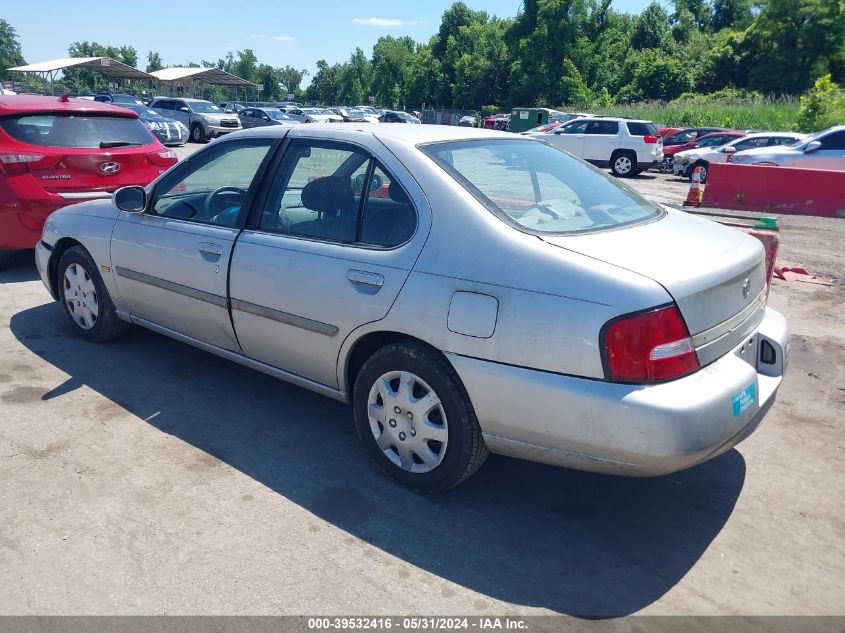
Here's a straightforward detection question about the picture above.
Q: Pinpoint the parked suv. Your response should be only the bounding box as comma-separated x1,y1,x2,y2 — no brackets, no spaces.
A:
730,125,845,171
149,97,241,143
0,95,177,268
541,117,663,177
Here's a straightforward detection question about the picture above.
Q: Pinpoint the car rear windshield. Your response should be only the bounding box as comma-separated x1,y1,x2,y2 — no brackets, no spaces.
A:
421,139,663,235
0,114,154,148
626,122,658,136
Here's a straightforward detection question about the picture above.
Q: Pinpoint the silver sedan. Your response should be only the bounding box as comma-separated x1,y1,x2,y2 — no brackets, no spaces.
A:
34,125,789,491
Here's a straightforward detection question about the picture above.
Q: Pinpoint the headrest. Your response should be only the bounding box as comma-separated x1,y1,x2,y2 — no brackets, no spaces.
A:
388,181,411,206
301,177,355,215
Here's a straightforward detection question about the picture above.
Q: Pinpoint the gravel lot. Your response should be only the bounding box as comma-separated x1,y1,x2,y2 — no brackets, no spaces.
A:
0,139,843,616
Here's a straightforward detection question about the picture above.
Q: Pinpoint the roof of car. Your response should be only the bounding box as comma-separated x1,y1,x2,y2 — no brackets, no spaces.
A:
226,123,521,145
0,94,138,117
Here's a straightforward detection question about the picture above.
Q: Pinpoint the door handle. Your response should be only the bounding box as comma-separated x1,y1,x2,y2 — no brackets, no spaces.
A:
347,270,384,288
197,242,223,256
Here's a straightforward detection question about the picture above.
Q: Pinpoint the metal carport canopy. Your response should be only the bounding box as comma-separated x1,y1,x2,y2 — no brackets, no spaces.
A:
7,57,155,81
149,67,257,87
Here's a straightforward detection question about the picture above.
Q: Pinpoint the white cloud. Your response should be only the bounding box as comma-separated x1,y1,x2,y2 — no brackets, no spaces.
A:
352,17,415,27
250,34,295,42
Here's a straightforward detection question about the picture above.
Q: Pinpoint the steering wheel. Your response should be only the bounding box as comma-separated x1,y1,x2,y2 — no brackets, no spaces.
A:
526,202,563,219
204,186,248,220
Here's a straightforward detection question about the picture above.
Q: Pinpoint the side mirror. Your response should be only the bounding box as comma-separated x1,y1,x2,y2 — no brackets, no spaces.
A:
114,186,146,213
723,146,737,153
804,140,822,153
179,107,190,112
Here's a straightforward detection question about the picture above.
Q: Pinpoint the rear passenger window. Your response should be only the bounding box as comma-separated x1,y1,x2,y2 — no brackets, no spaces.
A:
819,131,845,150
626,122,658,137
587,121,619,135
260,141,416,247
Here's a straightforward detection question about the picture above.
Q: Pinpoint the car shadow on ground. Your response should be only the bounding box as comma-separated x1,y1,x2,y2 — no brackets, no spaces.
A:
0,251,39,284
10,302,746,618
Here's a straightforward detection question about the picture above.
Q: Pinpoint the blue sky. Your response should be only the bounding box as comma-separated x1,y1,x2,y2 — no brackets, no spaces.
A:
5,0,652,83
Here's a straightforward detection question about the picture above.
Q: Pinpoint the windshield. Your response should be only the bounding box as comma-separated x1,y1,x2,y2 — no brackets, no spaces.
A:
124,105,159,118
421,139,663,235
348,109,370,117
0,114,154,148
190,101,223,114
267,110,294,121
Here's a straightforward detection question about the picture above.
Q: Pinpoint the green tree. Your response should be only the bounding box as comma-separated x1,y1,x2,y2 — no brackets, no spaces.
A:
711,0,753,30
0,19,26,80
278,65,308,97
630,2,672,50
232,49,258,82
618,49,693,101
146,51,163,73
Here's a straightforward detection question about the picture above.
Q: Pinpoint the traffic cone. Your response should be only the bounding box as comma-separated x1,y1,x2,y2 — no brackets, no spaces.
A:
683,167,703,207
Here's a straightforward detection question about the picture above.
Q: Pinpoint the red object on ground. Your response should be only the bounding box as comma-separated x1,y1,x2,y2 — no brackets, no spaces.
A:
702,163,845,218
744,229,780,290
774,267,834,286
0,95,177,254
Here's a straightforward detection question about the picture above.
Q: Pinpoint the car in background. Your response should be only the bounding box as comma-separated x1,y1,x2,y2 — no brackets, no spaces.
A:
0,87,18,95
522,121,562,135
457,115,477,127
541,116,663,177
730,125,845,171
300,107,343,123
657,126,683,138
483,113,510,130
218,102,246,114
0,94,176,268
239,107,303,129
673,131,806,182
335,107,380,123
119,104,189,146
380,110,421,124
36,124,788,491
659,127,730,172
93,93,146,105
149,97,241,143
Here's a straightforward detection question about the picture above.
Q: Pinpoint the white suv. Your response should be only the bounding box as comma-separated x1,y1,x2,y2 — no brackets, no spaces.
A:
540,117,663,177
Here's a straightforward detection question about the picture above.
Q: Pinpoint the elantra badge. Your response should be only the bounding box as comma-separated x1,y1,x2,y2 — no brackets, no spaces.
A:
99,161,120,174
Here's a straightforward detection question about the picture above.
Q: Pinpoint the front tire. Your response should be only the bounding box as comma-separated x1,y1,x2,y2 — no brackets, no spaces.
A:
57,246,130,342
352,341,488,492
690,160,709,183
611,151,636,177
190,123,206,143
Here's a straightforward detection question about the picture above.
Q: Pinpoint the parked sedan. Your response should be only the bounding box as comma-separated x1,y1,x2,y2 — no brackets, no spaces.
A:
674,132,806,182
0,94,177,268
120,104,189,146
35,125,789,491
730,125,845,170
380,110,421,124
239,107,302,129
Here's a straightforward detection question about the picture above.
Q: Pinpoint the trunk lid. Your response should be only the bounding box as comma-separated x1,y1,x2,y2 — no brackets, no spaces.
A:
543,210,767,364
30,147,168,194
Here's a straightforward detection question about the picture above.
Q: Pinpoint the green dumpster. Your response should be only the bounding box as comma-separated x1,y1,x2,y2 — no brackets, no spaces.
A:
509,107,562,133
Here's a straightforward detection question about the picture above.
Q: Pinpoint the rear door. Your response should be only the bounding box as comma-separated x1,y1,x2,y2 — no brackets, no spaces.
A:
229,133,429,388
582,120,620,163
240,109,258,129
110,137,277,350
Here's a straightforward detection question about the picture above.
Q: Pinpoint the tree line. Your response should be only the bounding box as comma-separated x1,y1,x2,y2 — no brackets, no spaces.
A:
1,0,843,110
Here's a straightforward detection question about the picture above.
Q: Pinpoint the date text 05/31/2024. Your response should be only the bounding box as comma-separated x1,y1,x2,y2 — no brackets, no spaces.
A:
307,617,528,630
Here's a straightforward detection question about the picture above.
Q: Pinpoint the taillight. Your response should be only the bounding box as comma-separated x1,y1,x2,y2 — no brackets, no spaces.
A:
147,149,178,166
0,153,61,176
602,305,699,383
643,135,659,144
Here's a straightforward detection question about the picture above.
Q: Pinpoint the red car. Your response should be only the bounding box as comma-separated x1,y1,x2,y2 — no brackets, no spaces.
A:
0,95,177,267
659,129,741,172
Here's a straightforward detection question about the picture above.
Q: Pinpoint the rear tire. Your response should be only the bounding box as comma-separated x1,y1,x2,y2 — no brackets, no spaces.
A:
57,246,130,342
611,151,637,177
190,123,206,143
352,341,488,492
0,250,14,270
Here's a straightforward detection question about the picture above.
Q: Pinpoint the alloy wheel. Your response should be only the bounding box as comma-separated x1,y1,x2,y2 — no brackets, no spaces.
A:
615,155,632,174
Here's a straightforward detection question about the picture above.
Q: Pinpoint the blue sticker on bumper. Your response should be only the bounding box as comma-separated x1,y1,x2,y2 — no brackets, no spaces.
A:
732,383,756,417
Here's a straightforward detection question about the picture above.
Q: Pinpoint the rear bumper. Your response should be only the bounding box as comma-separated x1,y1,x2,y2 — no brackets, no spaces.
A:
448,307,789,476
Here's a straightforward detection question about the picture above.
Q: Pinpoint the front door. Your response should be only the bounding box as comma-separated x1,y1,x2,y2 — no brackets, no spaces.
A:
110,137,277,350
548,119,588,157
229,135,428,388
